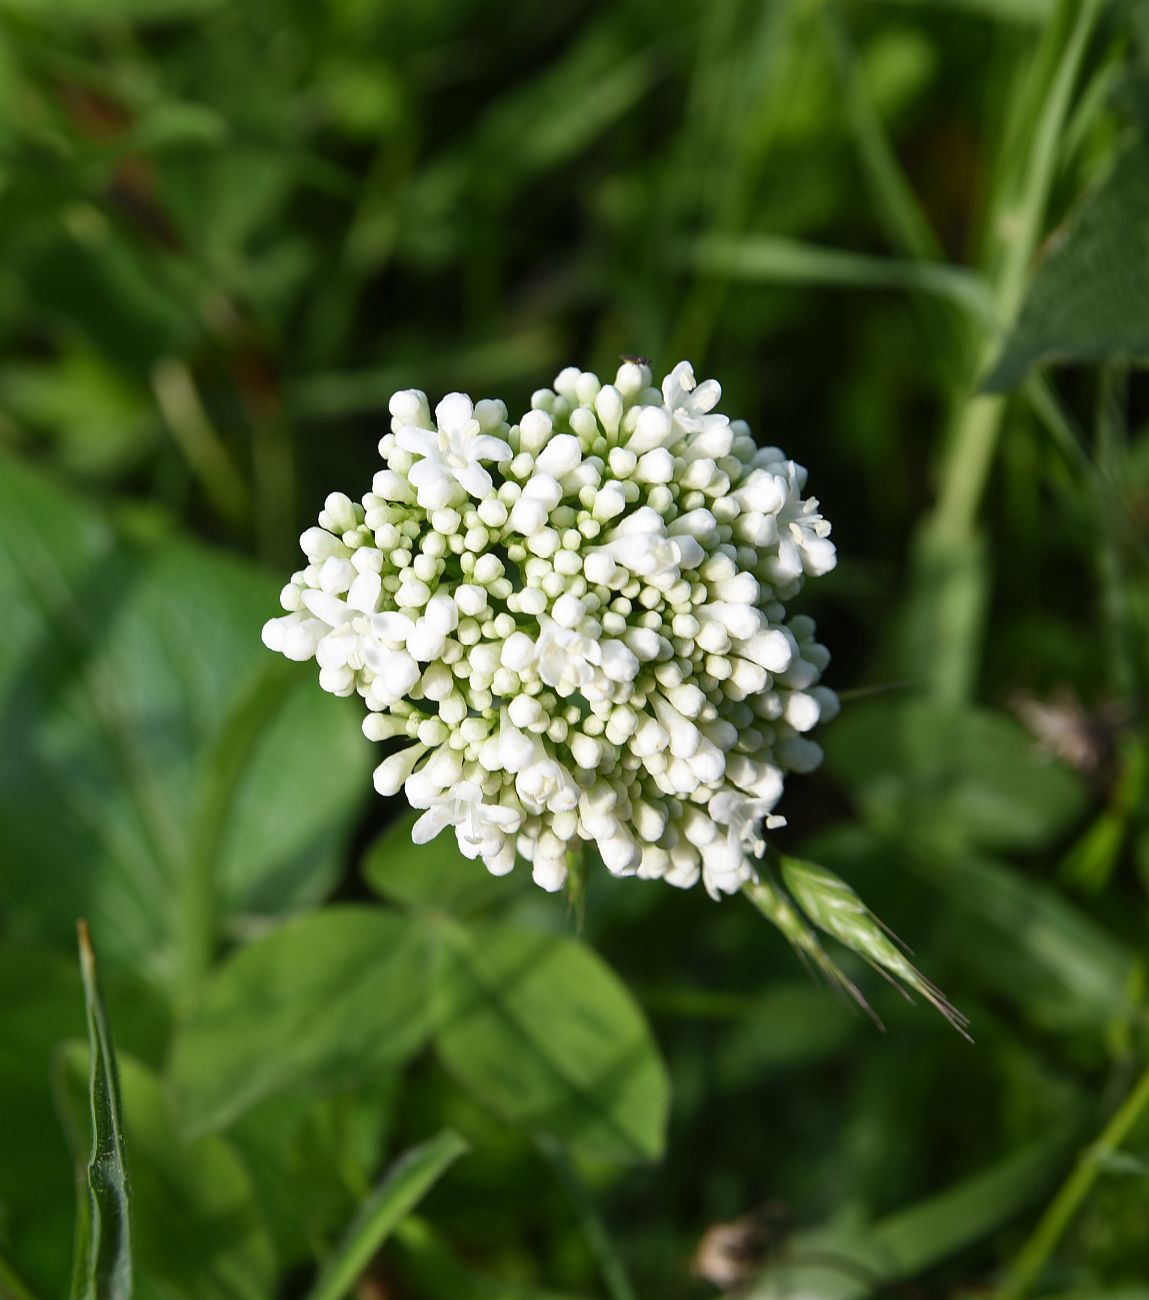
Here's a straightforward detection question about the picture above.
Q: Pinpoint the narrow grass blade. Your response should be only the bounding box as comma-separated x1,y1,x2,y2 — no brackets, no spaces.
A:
304,1129,469,1300
745,1125,1074,1299
71,920,132,1300
686,235,995,323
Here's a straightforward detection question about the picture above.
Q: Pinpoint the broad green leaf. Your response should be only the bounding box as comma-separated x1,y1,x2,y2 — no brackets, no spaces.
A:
58,1049,275,1300
0,945,167,1298
432,922,669,1163
0,454,368,979
304,1129,469,1300
169,907,433,1134
229,1081,401,1270
984,140,1149,391
364,815,509,916
745,1126,1075,1299
71,922,132,1300
824,697,1087,854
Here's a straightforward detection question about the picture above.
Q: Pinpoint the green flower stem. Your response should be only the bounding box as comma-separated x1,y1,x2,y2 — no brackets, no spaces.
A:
912,0,1101,700
997,1055,1149,1300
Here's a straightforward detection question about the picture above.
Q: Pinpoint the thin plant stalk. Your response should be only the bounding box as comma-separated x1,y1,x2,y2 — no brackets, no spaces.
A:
997,1056,1149,1300
914,0,1101,700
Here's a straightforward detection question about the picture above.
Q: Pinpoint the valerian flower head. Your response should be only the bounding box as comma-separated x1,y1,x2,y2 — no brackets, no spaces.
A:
263,360,838,899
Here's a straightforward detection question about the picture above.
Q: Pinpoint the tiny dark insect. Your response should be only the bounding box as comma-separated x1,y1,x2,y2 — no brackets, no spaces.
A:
619,353,651,366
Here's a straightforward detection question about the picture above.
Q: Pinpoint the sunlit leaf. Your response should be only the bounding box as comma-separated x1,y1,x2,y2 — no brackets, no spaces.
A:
432,921,669,1162
169,907,433,1134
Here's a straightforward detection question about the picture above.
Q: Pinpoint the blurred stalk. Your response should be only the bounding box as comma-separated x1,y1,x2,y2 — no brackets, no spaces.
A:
908,0,1101,701
175,662,295,1004
996,1054,1149,1300
152,358,250,533
250,410,296,566
0,1254,40,1300
668,0,799,362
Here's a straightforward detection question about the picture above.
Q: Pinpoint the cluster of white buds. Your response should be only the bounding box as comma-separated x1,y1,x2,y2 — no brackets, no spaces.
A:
263,360,837,898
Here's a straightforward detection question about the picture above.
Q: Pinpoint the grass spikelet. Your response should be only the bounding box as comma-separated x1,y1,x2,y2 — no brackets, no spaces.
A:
778,855,971,1039
743,875,882,1028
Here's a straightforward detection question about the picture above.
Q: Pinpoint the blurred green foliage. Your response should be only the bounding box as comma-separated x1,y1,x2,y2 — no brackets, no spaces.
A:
2,0,1149,1297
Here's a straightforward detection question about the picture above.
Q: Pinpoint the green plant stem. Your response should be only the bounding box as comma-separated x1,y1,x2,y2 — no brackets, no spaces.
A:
997,1056,1149,1300
931,0,1100,546
535,1136,637,1300
907,0,1100,702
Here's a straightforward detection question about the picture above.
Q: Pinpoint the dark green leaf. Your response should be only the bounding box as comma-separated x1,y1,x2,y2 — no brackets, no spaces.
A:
228,1082,400,1270
0,946,166,1297
824,697,1087,854
391,1218,594,1300
59,1048,275,1300
169,907,433,1134
364,816,509,916
432,922,669,1163
304,1129,469,1300
745,1126,1075,1299
0,454,368,978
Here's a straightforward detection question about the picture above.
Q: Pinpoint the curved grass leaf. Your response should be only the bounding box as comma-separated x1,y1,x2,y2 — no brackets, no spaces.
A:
745,1125,1076,1299
70,921,131,1300
391,1217,594,1300
824,697,1087,855
303,1129,468,1300
59,1047,275,1300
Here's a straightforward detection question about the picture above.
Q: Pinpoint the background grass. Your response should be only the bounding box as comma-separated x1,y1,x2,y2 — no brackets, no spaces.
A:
1,0,1149,1297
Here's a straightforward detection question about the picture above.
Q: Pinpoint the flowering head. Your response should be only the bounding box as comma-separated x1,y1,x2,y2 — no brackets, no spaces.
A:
263,359,838,899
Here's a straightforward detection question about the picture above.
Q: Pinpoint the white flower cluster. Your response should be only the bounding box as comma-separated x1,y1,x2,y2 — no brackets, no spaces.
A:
263,361,837,898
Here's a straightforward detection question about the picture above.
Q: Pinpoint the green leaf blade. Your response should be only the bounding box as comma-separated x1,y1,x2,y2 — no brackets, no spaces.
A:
72,921,131,1300
169,907,433,1135
304,1129,469,1300
432,923,669,1163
